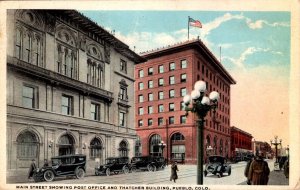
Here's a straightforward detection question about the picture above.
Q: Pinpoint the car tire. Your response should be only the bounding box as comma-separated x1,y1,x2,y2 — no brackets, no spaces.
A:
131,167,137,173
152,165,157,172
228,168,231,176
75,168,85,179
44,170,55,182
123,166,129,174
204,170,208,177
106,168,111,176
147,164,154,172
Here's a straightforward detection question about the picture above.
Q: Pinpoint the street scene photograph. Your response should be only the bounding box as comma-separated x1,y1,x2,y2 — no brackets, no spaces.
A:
1,1,299,190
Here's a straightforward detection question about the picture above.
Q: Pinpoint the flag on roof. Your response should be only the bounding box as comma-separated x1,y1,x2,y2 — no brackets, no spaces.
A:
189,17,202,28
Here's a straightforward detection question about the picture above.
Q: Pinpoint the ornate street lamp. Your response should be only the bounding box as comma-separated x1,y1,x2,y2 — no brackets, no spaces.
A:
183,80,219,185
270,136,282,170
159,140,166,157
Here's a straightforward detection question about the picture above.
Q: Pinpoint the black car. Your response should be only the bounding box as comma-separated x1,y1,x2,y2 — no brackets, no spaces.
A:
95,157,130,176
33,154,86,182
204,155,231,178
130,156,166,172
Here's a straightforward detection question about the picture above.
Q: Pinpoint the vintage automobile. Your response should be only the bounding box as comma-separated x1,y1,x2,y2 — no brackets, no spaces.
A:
204,155,231,178
95,157,130,176
33,154,86,182
130,156,167,172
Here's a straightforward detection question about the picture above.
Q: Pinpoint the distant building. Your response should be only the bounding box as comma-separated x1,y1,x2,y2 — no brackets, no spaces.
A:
253,141,272,158
135,39,236,164
230,126,253,161
6,9,144,177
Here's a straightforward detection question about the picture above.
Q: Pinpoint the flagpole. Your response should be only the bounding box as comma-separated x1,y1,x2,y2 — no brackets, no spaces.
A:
188,16,190,40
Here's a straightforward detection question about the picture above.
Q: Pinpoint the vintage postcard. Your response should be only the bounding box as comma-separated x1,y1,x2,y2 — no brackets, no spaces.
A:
0,1,299,190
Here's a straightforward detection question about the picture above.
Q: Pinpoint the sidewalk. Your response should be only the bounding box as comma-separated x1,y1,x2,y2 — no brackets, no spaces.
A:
238,170,289,185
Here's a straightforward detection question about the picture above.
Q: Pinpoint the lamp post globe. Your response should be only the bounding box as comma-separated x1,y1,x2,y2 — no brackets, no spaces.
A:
209,91,220,102
194,80,206,92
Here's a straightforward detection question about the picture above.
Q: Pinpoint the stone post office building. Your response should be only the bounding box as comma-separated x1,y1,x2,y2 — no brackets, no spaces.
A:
6,9,144,176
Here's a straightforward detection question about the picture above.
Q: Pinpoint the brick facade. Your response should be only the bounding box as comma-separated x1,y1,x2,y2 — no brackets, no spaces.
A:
135,40,236,164
230,126,253,161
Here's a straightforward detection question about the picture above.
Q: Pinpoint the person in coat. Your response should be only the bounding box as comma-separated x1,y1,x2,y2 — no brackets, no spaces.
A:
170,161,179,183
28,159,37,180
247,153,270,185
283,159,289,178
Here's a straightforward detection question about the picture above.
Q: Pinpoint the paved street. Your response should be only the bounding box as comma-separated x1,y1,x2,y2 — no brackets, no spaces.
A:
14,159,285,186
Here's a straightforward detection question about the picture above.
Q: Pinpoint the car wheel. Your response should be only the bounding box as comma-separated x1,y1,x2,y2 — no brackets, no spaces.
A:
75,168,85,179
106,168,111,176
147,164,154,172
228,168,231,176
131,167,137,173
123,166,129,174
204,170,208,177
152,165,157,172
44,170,55,182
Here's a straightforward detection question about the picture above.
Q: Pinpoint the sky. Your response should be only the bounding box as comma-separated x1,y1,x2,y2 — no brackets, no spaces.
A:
80,10,291,147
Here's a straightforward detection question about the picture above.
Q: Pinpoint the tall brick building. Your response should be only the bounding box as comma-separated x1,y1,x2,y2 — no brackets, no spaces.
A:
135,39,236,164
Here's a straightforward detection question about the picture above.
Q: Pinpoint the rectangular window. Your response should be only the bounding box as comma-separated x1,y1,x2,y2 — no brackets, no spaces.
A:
148,67,153,75
169,76,175,85
120,87,127,100
91,103,100,120
158,78,164,86
180,115,186,124
169,103,175,111
120,59,127,73
169,116,175,124
180,101,185,110
148,119,153,126
159,65,164,73
138,107,144,115
169,62,175,71
148,106,153,114
180,88,187,97
119,112,126,127
169,89,175,98
138,82,144,90
158,118,164,126
158,91,164,100
22,86,35,108
148,93,153,101
148,80,153,88
139,70,144,78
138,120,143,127
181,59,187,69
62,95,73,115
138,95,144,103
158,104,164,113
181,74,187,83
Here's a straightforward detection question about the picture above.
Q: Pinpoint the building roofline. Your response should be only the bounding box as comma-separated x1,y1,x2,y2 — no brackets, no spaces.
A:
47,10,146,63
140,39,236,84
231,126,253,137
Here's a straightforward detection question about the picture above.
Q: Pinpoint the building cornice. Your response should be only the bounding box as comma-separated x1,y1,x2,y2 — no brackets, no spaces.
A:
140,39,236,84
7,56,114,102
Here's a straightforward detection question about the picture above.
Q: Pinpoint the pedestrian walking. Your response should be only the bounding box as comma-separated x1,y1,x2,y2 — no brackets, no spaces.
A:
283,159,289,178
244,155,254,185
27,159,37,181
170,161,179,183
247,152,270,185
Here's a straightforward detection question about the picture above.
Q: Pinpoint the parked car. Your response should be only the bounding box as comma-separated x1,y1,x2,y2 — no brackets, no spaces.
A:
95,157,130,176
33,154,86,182
130,156,164,172
204,155,231,178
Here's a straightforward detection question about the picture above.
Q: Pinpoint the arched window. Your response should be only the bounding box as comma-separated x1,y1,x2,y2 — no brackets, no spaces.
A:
58,134,75,156
135,137,142,156
17,131,39,159
171,133,185,161
149,134,161,156
24,34,32,63
90,138,102,158
15,28,22,59
119,140,128,157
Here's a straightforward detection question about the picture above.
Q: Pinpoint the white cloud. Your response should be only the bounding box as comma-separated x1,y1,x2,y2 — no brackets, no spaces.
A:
246,18,290,30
